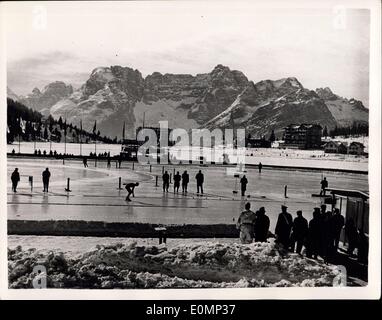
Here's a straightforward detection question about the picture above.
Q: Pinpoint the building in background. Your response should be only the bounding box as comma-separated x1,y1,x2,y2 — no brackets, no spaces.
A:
323,141,348,154
348,142,365,155
282,124,322,149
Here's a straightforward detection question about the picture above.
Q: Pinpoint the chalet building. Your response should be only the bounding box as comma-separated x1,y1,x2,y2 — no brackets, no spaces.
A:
282,123,322,149
323,141,348,154
348,142,365,155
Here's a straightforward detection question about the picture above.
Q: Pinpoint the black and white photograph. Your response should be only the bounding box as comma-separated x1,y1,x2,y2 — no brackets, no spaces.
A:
0,0,380,300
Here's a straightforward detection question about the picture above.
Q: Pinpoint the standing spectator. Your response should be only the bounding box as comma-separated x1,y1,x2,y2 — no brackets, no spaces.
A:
258,162,263,173
181,170,189,194
345,219,358,256
236,202,256,244
240,175,248,197
11,168,20,192
306,208,323,259
254,207,270,242
42,168,51,192
331,208,345,251
195,170,204,195
320,177,328,196
162,171,170,192
275,205,293,248
173,171,181,193
290,210,308,254
83,156,88,168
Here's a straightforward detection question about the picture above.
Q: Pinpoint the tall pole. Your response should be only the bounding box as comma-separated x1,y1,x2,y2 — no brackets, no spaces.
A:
94,137,97,167
143,112,146,128
80,119,82,156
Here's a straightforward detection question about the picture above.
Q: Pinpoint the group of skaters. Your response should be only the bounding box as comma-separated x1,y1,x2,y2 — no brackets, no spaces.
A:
237,202,366,263
161,170,204,195
10,167,51,193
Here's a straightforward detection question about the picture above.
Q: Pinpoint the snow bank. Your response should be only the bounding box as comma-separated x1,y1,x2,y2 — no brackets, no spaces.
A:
8,240,340,289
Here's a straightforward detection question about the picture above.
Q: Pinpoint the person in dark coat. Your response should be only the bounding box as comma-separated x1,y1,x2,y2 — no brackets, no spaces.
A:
321,210,334,262
125,182,139,201
240,175,248,197
195,170,204,194
258,162,263,173
275,205,293,248
181,170,189,194
83,156,88,168
42,168,51,193
345,219,358,256
254,207,270,242
11,168,20,192
162,171,170,192
290,210,308,254
306,208,322,259
173,171,181,193
320,177,328,196
331,208,345,251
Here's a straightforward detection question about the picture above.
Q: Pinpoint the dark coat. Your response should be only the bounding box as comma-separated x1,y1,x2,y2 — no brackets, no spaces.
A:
292,216,308,240
195,172,204,185
254,213,270,242
182,173,189,184
162,173,170,182
275,212,293,246
174,174,181,183
11,171,20,183
42,170,51,182
240,177,248,189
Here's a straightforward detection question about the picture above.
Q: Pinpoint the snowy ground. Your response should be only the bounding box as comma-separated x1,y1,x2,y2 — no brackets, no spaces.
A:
8,238,341,288
8,138,368,172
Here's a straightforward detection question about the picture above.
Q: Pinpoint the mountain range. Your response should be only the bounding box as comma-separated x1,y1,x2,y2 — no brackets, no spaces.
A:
7,64,369,139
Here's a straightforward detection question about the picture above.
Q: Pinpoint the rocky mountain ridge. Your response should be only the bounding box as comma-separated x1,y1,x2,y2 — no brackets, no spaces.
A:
9,65,369,138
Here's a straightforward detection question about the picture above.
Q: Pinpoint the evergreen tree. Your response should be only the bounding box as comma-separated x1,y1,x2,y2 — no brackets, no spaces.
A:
269,130,276,142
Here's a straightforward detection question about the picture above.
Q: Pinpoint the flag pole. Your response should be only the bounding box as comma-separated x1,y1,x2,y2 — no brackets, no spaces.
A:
80,120,82,156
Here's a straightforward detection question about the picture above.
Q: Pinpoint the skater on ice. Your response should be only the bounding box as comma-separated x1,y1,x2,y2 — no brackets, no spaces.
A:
42,168,51,193
195,170,204,195
162,171,170,192
181,170,189,194
240,175,248,197
11,168,20,193
173,171,181,193
125,182,139,202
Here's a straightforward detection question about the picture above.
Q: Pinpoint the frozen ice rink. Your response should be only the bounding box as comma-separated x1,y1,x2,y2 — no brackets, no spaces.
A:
7,157,368,231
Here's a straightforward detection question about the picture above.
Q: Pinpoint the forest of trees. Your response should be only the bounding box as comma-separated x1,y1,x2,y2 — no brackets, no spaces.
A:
7,98,119,145
328,122,369,138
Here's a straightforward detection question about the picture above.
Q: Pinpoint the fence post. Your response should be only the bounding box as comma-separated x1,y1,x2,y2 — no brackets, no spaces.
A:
155,176,158,187
132,162,135,170
118,177,122,190
284,185,287,198
65,178,71,192
150,164,152,172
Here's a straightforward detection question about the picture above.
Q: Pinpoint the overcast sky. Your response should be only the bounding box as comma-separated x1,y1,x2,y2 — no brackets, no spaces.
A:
5,1,370,106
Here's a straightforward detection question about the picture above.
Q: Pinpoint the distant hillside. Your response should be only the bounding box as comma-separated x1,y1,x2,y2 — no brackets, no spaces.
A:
9,64,369,138
7,98,117,145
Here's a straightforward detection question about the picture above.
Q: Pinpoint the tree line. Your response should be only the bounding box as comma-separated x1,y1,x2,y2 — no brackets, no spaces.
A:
7,98,119,144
